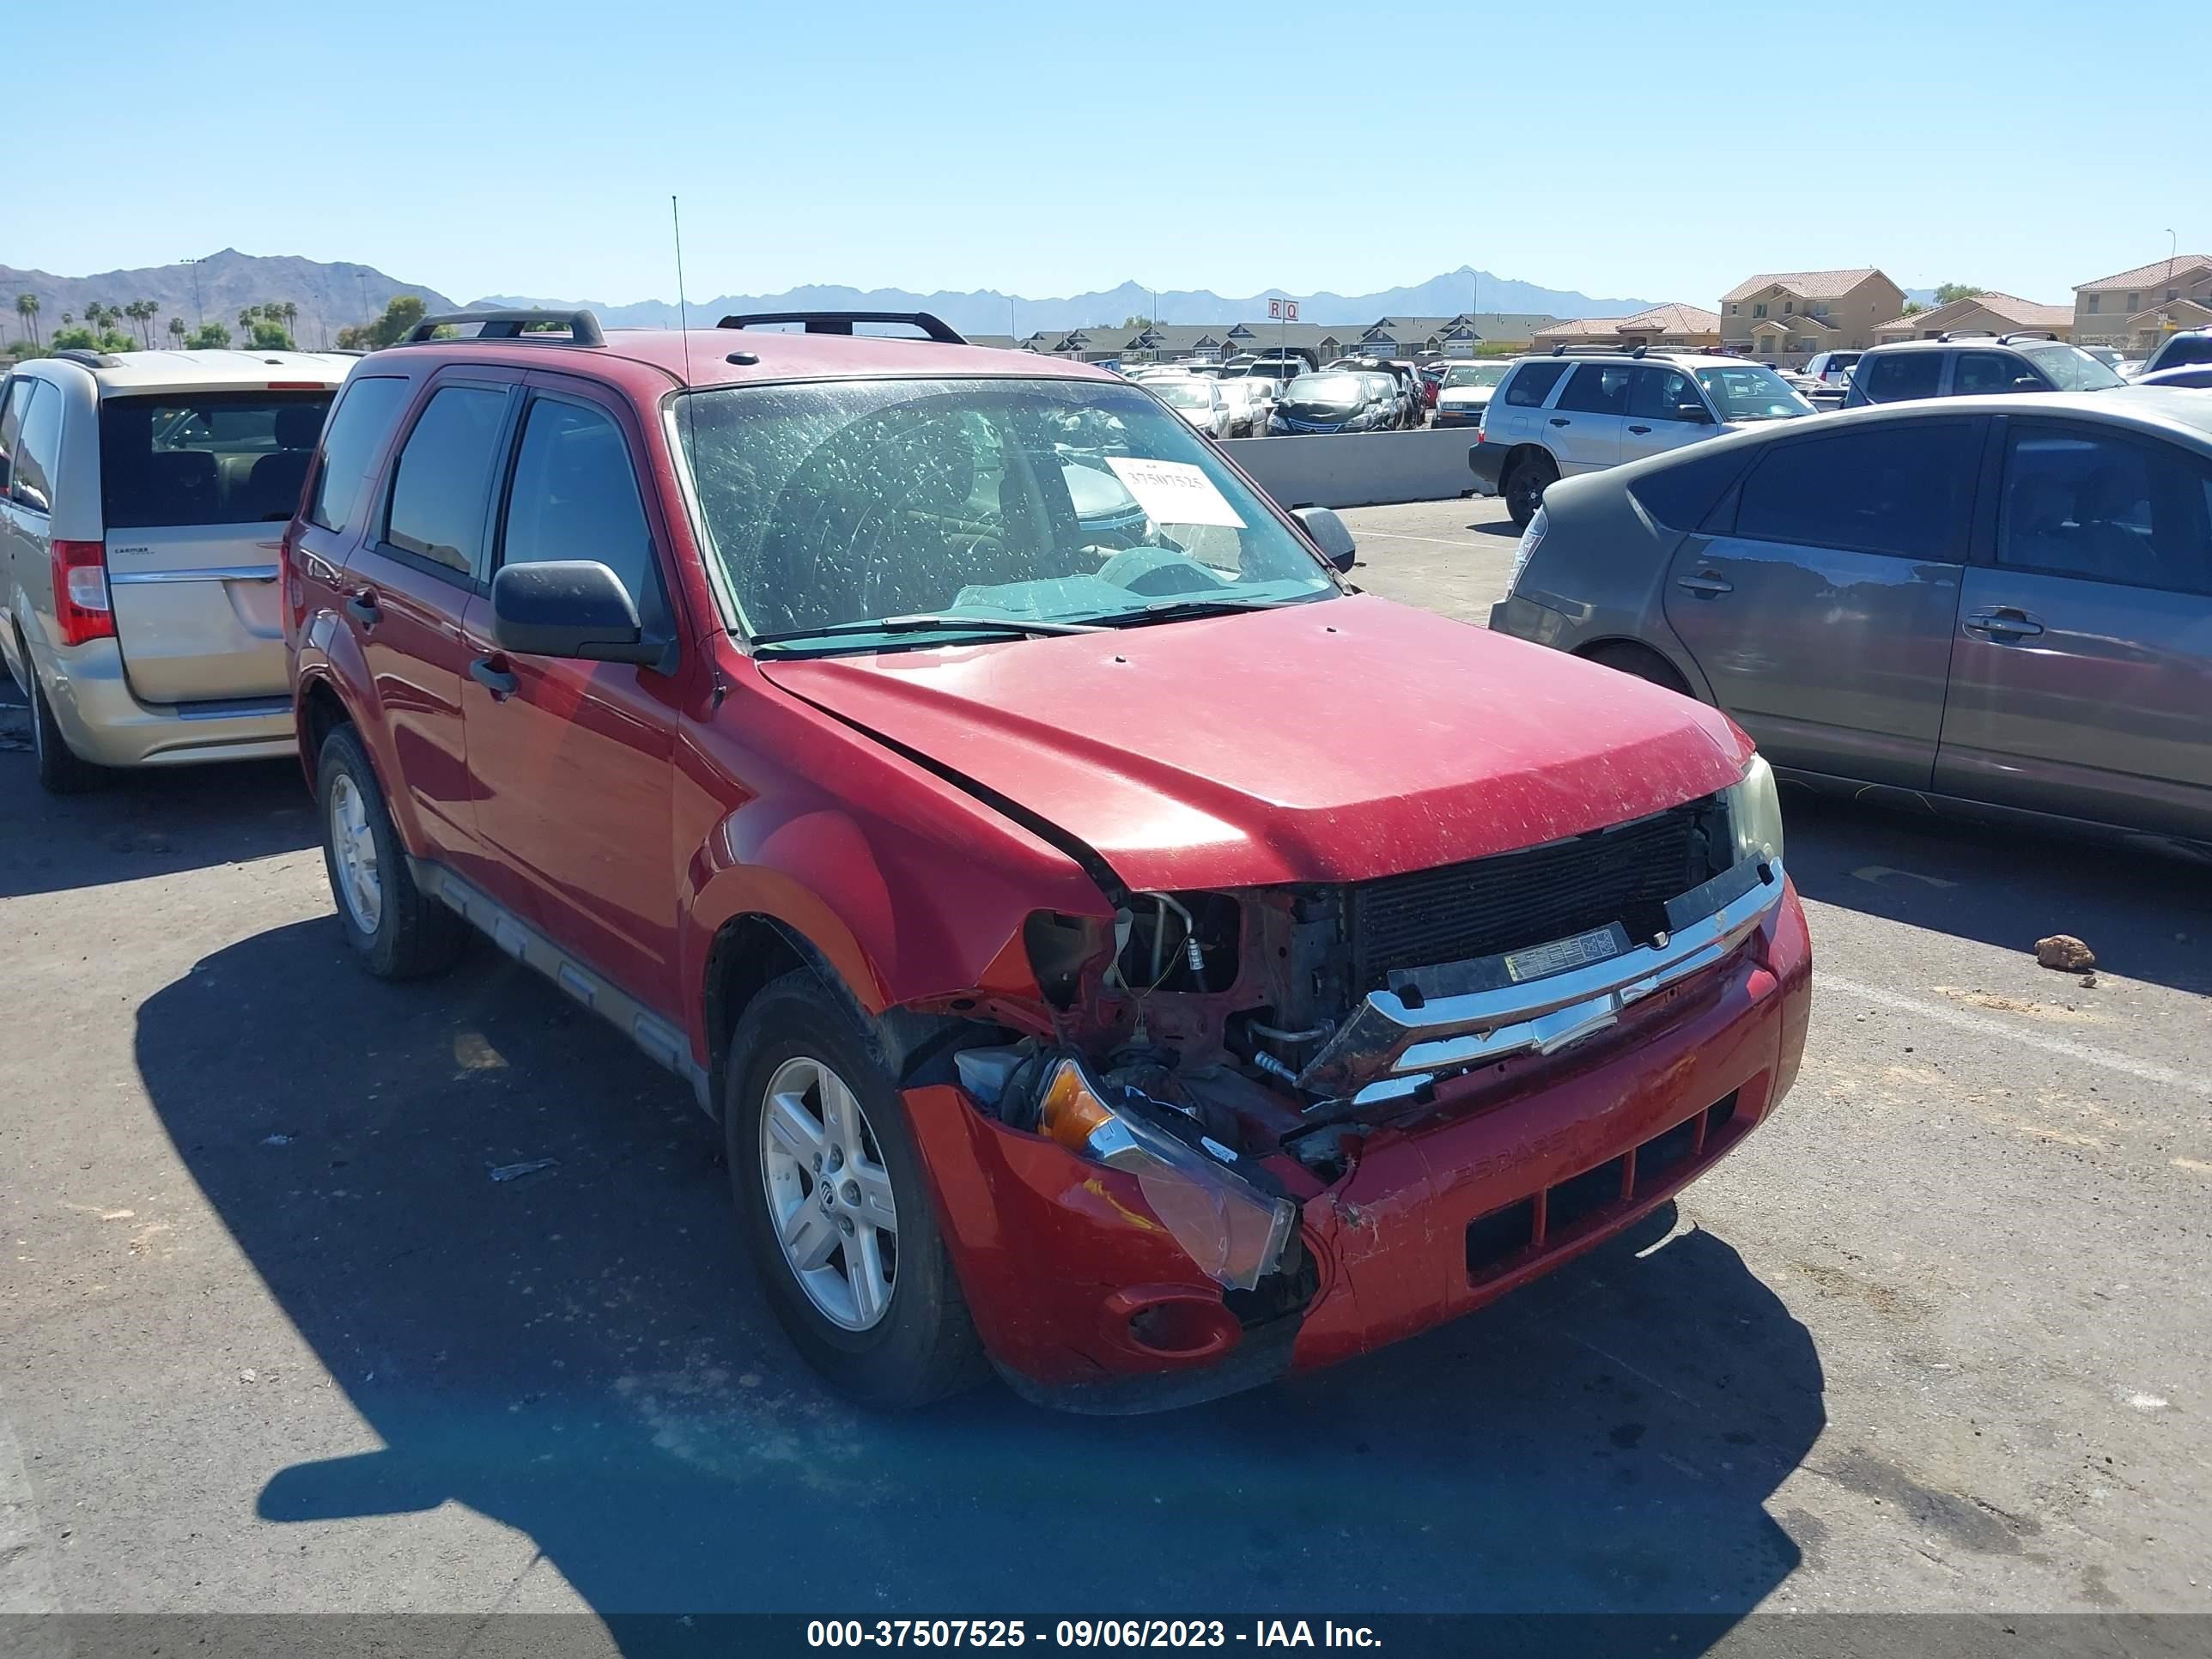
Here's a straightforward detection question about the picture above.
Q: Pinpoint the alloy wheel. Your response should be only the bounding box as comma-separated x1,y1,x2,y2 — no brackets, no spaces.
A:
758,1054,900,1331
328,773,383,934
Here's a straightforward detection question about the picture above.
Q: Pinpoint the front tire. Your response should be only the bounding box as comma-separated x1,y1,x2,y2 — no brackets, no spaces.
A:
317,725,465,979
726,970,985,1409
24,651,100,795
1504,452,1557,529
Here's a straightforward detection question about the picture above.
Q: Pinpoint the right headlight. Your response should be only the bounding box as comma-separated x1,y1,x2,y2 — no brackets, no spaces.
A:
1724,753,1784,865
1037,1056,1295,1292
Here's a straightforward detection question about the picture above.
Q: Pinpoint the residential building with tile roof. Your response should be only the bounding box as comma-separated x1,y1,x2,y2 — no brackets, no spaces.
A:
1719,269,1905,365
2072,253,2212,350
1530,304,1721,351
1873,292,2074,343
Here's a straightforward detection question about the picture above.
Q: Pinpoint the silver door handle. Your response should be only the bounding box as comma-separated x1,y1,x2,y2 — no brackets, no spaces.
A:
1676,573,1734,596
1965,610,2044,640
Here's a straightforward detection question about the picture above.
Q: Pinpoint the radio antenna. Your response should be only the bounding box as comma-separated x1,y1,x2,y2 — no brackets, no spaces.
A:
671,194,695,378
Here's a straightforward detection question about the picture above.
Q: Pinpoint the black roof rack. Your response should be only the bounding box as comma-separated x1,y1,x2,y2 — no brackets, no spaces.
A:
716,310,966,344
1998,331,2060,344
404,309,605,347
53,347,125,368
1936,329,1998,343
1546,343,1701,360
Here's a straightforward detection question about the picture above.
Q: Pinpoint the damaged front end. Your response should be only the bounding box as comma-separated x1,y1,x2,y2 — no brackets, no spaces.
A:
909,756,1794,1409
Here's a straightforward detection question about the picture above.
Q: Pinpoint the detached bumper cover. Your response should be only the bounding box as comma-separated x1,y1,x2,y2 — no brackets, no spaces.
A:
900,881,1812,1409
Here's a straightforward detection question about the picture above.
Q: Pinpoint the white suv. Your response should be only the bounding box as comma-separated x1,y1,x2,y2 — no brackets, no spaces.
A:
0,348,349,791
1467,349,1816,526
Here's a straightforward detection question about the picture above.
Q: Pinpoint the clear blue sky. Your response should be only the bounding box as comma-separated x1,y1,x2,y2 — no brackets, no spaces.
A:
14,0,2207,308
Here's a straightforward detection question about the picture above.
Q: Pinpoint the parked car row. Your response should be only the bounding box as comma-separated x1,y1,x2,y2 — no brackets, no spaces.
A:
2,312,1812,1417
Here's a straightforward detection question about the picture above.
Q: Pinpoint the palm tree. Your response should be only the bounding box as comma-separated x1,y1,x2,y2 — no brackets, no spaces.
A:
167,315,188,347
125,299,155,347
238,306,256,337
281,301,299,343
14,293,38,347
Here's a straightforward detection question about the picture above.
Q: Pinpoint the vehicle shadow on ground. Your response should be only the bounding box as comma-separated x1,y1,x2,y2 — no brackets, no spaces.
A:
0,742,313,900
1781,787,2212,994
137,919,1826,1641
1468,518,1519,538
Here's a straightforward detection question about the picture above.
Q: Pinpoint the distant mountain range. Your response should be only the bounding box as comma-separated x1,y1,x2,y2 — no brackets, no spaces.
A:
0,248,451,348
1,251,1665,348
481,266,1661,335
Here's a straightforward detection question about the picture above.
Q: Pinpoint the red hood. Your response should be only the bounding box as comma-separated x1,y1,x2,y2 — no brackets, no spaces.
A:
759,596,1752,892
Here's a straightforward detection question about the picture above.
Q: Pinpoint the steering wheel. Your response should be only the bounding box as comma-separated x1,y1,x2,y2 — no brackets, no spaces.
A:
1094,544,1225,597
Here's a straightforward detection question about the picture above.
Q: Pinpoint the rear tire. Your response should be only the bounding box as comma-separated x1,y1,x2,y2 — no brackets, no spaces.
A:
1504,453,1557,529
1582,641,1695,698
317,725,466,979
24,650,101,796
726,970,986,1410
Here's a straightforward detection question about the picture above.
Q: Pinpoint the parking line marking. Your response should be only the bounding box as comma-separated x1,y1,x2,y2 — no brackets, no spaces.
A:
1814,972,2207,1094
1352,530,1485,549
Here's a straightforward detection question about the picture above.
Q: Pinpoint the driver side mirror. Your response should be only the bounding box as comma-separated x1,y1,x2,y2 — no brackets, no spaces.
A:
491,560,666,666
1293,506,1358,572
1674,402,1714,424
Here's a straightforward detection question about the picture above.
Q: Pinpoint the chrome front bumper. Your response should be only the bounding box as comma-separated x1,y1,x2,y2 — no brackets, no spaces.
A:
1297,857,1789,1104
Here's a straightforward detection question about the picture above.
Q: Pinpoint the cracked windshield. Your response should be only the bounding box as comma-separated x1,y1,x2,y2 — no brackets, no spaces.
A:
674,378,1337,651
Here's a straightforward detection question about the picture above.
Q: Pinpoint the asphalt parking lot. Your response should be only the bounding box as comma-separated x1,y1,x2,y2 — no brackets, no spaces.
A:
2,497,2209,1640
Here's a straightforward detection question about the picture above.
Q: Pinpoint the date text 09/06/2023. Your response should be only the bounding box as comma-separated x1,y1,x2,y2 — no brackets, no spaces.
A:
806,1620,1383,1649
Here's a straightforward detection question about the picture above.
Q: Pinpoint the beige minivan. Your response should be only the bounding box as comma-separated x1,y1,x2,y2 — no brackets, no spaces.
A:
0,348,348,791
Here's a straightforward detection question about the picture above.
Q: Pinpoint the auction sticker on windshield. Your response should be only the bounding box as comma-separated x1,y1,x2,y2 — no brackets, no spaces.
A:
1105,457,1247,529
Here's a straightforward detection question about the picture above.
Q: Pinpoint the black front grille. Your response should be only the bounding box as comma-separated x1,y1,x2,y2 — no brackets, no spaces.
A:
1350,799,1717,988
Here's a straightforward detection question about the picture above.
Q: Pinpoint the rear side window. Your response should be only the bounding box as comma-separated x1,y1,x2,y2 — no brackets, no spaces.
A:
1504,362,1569,407
382,386,510,577
1628,447,1748,532
1734,422,1979,559
1860,352,1943,403
309,376,410,535
12,383,62,514
499,398,663,620
2156,335,2212,369
1996,426,2212,595
1557,364,1632,416
100,391,333,528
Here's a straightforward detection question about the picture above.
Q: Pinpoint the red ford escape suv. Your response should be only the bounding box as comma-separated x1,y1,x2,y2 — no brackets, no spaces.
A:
283,307,1810,1413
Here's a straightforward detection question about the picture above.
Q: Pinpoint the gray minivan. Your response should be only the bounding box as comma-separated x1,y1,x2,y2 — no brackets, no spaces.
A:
0,349,348,791
1488,390,2212,849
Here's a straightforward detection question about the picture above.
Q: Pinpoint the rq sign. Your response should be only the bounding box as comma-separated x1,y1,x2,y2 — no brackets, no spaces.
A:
1267,298,1300,321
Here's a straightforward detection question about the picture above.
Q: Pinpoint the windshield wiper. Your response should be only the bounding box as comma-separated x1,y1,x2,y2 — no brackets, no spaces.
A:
749,612,1106,652
1073,593,1325,629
